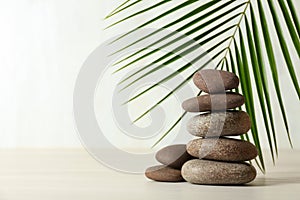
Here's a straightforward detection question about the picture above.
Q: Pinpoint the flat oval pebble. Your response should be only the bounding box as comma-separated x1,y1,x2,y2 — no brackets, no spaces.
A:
155,144,193,169
186,138,258,162
182,159,257,185
193,69,239,93
182,92,244,112
145,165,185,182
187,111,251,137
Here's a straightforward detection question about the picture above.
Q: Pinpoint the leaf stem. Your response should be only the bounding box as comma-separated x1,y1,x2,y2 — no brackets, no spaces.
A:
222,0,251,60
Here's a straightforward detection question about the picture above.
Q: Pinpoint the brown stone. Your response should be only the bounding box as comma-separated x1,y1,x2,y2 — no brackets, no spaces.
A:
155,144,193,169
193,69,239,93
182,159,257,185
186,138,258,162
182,92,244,112
145,165,185,182
187,111,251,137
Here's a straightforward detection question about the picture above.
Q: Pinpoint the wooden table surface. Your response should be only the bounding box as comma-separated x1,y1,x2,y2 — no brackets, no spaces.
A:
0,149,299,200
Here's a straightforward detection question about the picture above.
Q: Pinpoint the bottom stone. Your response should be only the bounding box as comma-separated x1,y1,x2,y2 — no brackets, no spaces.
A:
145,165,185,182
182,159,256,185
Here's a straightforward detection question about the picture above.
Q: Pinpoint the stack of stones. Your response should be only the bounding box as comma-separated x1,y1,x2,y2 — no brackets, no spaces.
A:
145,69,258,185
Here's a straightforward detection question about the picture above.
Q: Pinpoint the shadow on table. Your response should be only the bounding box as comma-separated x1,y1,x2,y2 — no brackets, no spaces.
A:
145,172,300,187
251,172,300,187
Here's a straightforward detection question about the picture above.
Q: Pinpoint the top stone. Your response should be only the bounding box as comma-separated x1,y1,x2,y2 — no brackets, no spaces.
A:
193,69,239,93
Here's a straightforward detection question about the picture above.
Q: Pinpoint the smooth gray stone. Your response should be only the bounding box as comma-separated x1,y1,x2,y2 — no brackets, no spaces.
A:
186,138,258,162
155,144,193,169
187,111,251,137
182,159,257,185
193,69,239,93
145,165,185,182
182,92,244,112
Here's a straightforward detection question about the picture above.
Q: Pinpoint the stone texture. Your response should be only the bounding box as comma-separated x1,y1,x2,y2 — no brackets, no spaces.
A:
145,165,185,182
155,144,193,169
182,159,257,185
186,138,258,162
187,111,251,137
193,69,239,93
182,92,244,112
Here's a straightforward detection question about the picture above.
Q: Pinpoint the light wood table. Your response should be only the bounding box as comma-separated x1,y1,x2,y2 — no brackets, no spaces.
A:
0,149,299,200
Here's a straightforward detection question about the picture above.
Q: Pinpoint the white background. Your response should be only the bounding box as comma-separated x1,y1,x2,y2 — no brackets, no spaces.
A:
0,0,299,149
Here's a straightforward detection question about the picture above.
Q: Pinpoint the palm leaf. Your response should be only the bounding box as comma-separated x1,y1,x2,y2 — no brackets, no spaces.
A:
120,25,235,91
257,0,293,147
278,0,300,56
129,48,227,123
105,1,171,29
105,0,141,19
250,4,278,157
124,41,228,104
235,32,265,171
112,0,239,65
286,0,300,36
267,0,300,100
110,0,201,44
105,0,131,19
228,49,261,170
111,0,223,57
105,0,300,171
245,15,275,163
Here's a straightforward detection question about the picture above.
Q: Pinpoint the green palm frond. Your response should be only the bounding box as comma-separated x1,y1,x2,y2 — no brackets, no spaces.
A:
286,0,300,36
105,0,138,19
105,0,300,171
105,0,171,29
249,5,278,157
